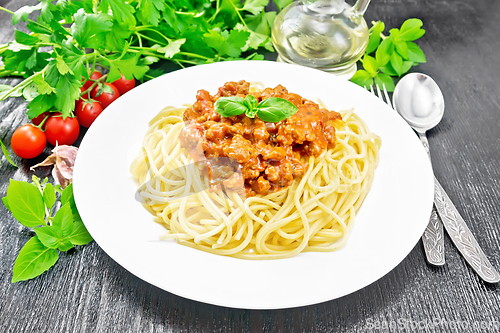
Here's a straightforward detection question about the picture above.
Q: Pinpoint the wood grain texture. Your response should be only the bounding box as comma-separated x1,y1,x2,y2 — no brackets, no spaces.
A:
1,0,500,332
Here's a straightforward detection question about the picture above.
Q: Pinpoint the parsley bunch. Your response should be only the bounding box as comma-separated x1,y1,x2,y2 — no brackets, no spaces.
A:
351,19,427,91
0,0,285,120
3,178,92,282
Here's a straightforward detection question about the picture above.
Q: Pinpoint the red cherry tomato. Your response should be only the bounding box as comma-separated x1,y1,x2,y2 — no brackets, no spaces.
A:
82,71,103,91
112,74,135,95
92,83,120,109
44,113,80,146
11,124,47,159
31,111,51,127
75,101,103,128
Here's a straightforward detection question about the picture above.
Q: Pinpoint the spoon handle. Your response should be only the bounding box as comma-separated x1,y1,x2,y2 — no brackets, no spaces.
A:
433,177,500,283
417,132,446,266
417,132,431,161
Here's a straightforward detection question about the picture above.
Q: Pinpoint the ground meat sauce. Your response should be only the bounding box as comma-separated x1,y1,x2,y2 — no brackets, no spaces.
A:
178,80,343,197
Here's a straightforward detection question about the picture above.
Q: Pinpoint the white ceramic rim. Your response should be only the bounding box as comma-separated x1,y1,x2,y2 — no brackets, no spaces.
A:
73,60,434,309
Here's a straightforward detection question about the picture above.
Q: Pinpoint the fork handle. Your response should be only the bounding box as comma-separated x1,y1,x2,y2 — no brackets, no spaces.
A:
433,177,500,283
417,132,446,265
417,132,431,161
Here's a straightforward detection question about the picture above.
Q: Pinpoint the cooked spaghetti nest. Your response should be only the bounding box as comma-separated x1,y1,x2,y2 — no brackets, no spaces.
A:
130,105,381,259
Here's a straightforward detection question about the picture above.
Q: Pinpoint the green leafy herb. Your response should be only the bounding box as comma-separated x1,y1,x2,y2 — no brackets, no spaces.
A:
351,18,427,92
254,97,298,122
0,0,278,119
0,139,17,167
215,95,298,122
3,176,92,282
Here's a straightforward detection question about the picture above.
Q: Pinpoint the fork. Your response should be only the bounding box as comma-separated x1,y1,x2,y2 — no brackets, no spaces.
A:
370,84,446,266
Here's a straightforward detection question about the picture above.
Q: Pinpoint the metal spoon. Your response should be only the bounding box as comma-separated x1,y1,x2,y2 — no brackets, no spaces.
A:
393,73,500,283
393,73,445,266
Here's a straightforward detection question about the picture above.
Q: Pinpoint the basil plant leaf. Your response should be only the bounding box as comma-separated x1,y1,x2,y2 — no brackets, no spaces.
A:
12,236,58,283
42,182,56,209
68,220,93,245
6,179,46,228
244,94,258,110
256,97,298,123
214,96,248,117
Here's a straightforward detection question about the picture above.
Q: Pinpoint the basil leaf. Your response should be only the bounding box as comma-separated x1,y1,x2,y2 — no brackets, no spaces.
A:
350,69,373,89
256,97,298,123
394,40,409,59
389,52,404,76
399,19,425,41
35,226,74,252
214,96,248,117
34,226,61,249
12,236,58,283
407,42,427,63
362,54,379,75
374,73,395,92
61,184,82,223
2,196,10,211
43,182,56,209
375,38,393,66
68,221,93,245
6,179,46,228
53,203,74,236
244,94,258,110
0,139,17,167
246,107,258,118
366,21,385,54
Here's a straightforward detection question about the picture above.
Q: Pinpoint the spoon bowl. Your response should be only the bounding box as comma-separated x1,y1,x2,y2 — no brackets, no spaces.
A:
393,73,445,133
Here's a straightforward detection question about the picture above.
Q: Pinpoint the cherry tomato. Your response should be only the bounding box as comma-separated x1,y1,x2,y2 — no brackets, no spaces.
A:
31,111,51,127
11,124,47,159
82,71,103,91
44,113,80,146
112,74,135,95
75,101,103,128
92,83,120,109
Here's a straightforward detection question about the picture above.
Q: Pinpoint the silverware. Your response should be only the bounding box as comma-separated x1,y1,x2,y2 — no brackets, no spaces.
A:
433,177,500,282
372,83,445,266
371,79,500,283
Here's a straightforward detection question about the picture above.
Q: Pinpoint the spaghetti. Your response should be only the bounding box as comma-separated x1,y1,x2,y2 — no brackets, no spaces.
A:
130,82,381,259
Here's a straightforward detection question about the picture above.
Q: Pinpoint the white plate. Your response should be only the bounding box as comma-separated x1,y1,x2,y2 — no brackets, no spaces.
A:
73,61,434,309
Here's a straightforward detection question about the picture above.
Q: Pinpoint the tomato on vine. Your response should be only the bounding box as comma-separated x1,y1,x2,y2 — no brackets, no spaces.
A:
44,113,80,146
82,71,103,91
112,74,135,95
31,111,51,127
75,101,103,128
92,83,120,109
11,124,47,159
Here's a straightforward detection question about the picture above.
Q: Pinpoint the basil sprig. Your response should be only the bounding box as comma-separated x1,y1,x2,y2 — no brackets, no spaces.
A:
3,176,92,282
214,95,298,122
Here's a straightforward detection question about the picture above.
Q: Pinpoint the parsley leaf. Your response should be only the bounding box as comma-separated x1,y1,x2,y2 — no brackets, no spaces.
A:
54,74,81,117
242,0,269,16
72,9,113,49
107,54,150,82
12,3,44,25
99,0,136,28
136,0,166,26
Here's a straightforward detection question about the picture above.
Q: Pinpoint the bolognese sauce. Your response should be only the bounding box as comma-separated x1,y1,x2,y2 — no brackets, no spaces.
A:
179,80,343,196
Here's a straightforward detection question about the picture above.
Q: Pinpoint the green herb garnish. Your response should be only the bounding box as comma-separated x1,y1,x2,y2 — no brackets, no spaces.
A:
351,18,427,91
0,0,280,119
3,177,92,283
215,95,298,122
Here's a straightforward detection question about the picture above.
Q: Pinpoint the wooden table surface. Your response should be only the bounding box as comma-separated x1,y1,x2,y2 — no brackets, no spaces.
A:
1,0,499,332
